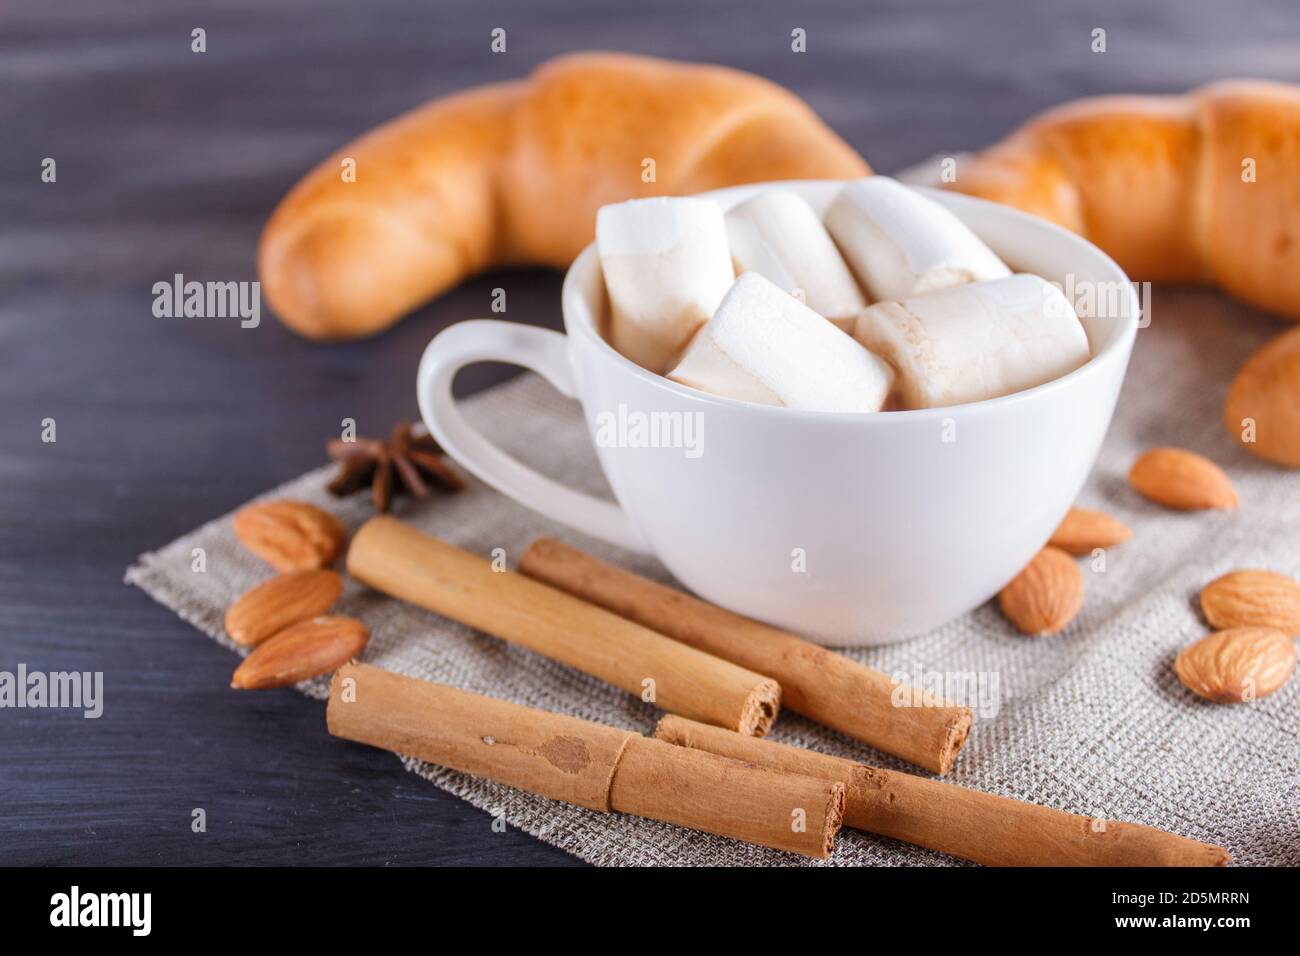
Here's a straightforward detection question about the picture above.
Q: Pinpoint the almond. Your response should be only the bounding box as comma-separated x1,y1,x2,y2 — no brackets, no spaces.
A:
997,546,1084,636
1174,627,1296,703
1224,326,1300,468
233,499,348,571
231,615,369,690
1200,569,1300,635
224,570,344,647
1048,507,1133,555
1127,447,1238,511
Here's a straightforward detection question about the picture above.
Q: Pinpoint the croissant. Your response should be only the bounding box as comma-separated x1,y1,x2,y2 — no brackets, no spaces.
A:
944,79,1300,318
947,79,1300,466
258,52,867,340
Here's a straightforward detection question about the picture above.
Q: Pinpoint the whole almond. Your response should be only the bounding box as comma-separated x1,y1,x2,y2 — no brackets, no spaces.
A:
231,615,369,690
997,546,1084,636
1127,447,1238,511
233,499,347,571
1200,569,1300,635
1048,507,1133,555
224,570,344,647
1174,627,1296,703
1224,326,1300,468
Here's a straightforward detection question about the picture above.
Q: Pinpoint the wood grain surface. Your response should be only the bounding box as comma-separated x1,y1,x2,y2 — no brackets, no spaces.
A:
3,0,1298,865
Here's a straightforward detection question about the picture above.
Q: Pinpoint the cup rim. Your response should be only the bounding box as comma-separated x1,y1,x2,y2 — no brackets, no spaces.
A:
561,179,1140,423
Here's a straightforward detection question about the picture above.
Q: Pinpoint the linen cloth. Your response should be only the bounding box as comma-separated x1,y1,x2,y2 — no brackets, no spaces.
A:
126,287,1299,866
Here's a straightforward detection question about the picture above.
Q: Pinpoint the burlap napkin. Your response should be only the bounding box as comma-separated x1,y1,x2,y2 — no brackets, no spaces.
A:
126,287,1299,866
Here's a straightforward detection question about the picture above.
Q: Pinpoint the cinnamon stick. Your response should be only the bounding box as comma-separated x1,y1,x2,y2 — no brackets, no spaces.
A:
519,537,971,773
328,662,843,859
346,517,780,735
656,715,1230,867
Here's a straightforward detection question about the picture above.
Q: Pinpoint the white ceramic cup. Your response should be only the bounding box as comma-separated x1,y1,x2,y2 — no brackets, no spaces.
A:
417,181,1139,646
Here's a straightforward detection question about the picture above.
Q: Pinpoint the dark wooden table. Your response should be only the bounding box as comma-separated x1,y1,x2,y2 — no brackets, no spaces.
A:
4,0,1297,866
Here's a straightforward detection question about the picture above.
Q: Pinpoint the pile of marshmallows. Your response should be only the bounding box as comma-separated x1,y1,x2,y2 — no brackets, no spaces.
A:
596,176,1092,413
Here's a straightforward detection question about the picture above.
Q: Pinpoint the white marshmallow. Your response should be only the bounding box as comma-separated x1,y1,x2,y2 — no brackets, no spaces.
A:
852,274,1091,409
668,272,894,413
725,190,866,331
824,176,1011,302
597,196,735,373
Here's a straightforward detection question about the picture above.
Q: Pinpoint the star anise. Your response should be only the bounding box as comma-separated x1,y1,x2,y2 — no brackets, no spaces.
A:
326,422,464,513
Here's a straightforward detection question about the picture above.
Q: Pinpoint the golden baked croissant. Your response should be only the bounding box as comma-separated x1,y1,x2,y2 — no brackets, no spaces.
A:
945,79,1300,319
947,79,1300,466
258,52,867,340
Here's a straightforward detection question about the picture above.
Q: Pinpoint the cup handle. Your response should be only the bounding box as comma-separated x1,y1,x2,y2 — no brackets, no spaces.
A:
416,319,651,554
